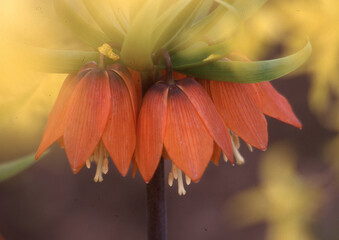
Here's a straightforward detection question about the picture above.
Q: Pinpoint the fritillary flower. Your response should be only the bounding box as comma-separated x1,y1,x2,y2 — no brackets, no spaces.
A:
35,62,137,182
135,76,234,195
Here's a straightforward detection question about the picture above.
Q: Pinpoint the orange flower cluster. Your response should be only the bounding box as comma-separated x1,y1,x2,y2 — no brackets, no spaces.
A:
36,59,301,187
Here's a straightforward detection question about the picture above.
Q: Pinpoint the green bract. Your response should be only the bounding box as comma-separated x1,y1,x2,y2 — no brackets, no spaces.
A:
0,152,48,183
34,0,310,82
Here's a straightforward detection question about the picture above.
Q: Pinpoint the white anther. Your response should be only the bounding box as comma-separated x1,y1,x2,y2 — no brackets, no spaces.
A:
172,163,178,180
185,175,191,185
168,172,174,187
246,143,253,152
231,138,245,165
93,142,106,182
231,133,240,149
177,169,186,196
102,157,109,174
222,152,228,163
86,159,91,169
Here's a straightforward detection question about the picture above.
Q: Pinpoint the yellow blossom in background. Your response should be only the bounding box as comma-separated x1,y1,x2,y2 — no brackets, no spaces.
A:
0,0,67,160
225,143,322,240
232,0,339,114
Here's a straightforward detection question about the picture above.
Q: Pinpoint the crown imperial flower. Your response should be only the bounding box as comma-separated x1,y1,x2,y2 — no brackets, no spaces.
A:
36,62,137,182
135,76,234,193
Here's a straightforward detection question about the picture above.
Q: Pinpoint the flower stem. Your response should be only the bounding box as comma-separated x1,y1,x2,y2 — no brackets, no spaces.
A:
161,50,175,85
146,158,167,240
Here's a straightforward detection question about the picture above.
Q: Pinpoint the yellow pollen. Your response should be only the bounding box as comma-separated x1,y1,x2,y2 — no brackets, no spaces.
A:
98,43,120,61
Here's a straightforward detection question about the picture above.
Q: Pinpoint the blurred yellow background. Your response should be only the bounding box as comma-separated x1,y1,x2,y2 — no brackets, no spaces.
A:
0,1,338,239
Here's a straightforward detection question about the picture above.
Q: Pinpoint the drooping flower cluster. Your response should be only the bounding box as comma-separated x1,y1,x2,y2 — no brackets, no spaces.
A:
34,0,308,195
36,54,301,195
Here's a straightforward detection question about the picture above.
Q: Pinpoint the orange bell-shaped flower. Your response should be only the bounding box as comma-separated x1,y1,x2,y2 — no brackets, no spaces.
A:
136,77,233,184
36,62,137,181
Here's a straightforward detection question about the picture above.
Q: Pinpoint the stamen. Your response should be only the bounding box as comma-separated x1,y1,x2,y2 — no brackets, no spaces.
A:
231,137,245,165
102,157,109,174
177,169,186,196
246,143,253,152
231,133,240,149
168,172,174,187
92,142,109,182
222,152,228,163
185,175,191,185
168,162,189,195
86,159,91,169
172,163,178,180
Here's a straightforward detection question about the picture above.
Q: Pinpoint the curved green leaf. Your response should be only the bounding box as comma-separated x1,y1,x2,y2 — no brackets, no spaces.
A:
177,41,312,83
120,0,160,70
109,0,130,33
54,0,110,49
171,0,268,51
0,152,48,183
157,40,232,69
30,47,115,73
152,0,204,51
82,0,125,48
206,0,268,43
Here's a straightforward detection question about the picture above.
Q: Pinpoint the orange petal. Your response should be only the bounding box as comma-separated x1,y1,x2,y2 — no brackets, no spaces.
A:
132,157,138,178
35,63,97,159
196,78,212,96
173,72,186,80
255,82,302,129
102,71,136,176
129,68,142,112
36,75,79,159
211,144,221,166
136,83,169,183
108,64,138,121
63,69,111,173
177,78,233,162
164,85,214,182
161,70,186,80
210,81,268,150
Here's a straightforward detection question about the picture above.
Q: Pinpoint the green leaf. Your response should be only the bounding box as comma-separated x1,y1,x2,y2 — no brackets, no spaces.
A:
120,0,161,70
29,47,115,73
152,0,204,51
232,0,268,20
82,0,125,48
171,0,268,51
109,0,130,33
205,0,268,43
54,0,110,49
162,40,232,69
169,6,229,52
0,152,48,183
191,0,215,24
177,41,312,83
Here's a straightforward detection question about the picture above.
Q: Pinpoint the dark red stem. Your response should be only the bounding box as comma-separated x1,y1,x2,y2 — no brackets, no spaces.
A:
146,158,167,240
